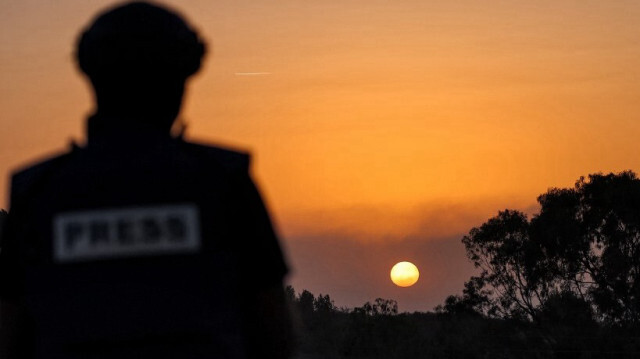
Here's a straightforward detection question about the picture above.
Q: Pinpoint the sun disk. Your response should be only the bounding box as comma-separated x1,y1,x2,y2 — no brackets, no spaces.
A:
390,261,419,287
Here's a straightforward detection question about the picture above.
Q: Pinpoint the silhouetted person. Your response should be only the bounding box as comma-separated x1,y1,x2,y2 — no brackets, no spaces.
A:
0,2,290,358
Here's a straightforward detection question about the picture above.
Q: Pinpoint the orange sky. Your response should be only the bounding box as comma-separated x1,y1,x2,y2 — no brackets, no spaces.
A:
2,0,640,311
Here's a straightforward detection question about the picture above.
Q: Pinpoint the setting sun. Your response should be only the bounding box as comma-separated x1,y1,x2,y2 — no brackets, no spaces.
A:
390,261,419,288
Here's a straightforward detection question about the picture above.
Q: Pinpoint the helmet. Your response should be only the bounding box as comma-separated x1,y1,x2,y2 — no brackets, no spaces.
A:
77,1,206,80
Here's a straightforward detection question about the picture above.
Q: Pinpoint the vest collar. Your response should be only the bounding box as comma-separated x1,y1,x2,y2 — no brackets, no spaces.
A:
86,114,178,148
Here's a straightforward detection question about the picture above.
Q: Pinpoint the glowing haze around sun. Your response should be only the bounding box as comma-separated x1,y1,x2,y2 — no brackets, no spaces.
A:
390,261,419,287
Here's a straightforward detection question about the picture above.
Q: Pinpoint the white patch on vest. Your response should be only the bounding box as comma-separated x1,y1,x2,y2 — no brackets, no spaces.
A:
53,204,201,263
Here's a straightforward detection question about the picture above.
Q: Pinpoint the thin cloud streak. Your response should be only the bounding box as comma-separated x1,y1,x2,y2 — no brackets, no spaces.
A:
234,72,272,76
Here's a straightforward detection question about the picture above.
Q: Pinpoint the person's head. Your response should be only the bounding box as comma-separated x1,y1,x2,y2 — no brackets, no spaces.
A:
77,1,206,131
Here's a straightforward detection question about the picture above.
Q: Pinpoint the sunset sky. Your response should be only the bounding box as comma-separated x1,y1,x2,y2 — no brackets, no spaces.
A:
2,0,640,312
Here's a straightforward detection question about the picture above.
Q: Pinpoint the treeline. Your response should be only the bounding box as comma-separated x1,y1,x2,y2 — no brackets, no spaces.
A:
286,286,640,359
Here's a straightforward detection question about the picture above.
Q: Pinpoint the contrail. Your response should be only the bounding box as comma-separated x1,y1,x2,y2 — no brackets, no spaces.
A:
234,72,272,76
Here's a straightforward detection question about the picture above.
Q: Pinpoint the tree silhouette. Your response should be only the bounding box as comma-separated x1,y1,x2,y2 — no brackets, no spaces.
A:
447,171,640,324
435,277,490,316
354,298,398,316
532,171,640,323
313,294,336,313
298,290,315,313
458,209,550,320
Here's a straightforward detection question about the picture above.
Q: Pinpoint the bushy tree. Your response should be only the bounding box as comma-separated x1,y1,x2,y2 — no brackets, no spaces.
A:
298,289,315,317
461,209,544,320
435,277,491,316
354,298,398,316
535,172,640,323
452,171,640,324
313,294,336,313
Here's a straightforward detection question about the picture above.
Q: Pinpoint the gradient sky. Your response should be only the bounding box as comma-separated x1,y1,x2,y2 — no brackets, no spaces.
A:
2,0,640,312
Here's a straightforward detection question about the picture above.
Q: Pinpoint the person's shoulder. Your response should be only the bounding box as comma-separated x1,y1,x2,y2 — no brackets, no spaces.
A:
10,147,76,198
178,139,251,172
